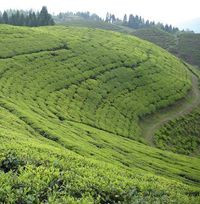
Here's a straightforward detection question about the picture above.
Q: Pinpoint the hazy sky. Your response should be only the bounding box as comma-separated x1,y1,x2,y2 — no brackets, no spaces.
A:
1,0,199,25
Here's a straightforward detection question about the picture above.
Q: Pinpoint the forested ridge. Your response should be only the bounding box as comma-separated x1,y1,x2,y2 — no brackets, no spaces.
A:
0,6,54,26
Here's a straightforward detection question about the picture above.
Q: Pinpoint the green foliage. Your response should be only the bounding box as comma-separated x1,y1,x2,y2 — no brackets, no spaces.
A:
0,136,200,203
0,25,191,140
133,27,176,50
154,105,200,155
55,18,200,67
0,7,54,27
54,11,103,24
0,24,199,203
132,28,200,67
154,67,200,155
0,151,26,173
126,14,178,33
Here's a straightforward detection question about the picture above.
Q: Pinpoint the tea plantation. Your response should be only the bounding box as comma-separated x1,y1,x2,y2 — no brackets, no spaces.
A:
0,24,199,203
154,68,200,155
154,105,200,155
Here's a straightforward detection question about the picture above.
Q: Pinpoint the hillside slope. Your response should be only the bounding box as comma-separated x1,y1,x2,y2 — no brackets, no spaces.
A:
174,33,200,67
132,28,200,67
0,25,191,140
57,20,200,67
132,28,176,50
140,66,200,153
0,25,200,203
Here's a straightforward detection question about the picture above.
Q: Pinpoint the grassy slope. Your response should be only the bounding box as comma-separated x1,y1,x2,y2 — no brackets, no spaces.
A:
0,25,200,203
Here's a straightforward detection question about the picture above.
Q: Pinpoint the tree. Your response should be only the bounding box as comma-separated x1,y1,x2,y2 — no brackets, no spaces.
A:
48,18,55,25
105,12,110,23
32,12,38,26
9,13,16,25
38,6,54,26
128,14,134,27
164,24,169,32
15,11,20,25
123,14,127,25
27,12,38,26
2,11,9,24
38,6,48,26
19,13,25,26
110,14,116,23
0,12,3,23
146,20,150,27
0,7,54,27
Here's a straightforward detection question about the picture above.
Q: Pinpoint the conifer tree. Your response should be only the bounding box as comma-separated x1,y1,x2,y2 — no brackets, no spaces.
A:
2,11,9,24
0,7,54,27
38,6,54,26
0,12,2,23
123,14,127,25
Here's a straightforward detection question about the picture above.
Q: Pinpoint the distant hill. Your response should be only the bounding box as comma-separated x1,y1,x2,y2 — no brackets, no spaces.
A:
174,33,200,66
132,27,176,50
131,27,200,68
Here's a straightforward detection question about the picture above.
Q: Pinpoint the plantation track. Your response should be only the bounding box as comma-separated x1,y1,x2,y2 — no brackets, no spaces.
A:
140,70,200,146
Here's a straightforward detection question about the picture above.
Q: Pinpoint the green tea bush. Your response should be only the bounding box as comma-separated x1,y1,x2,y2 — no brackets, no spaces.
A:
0,151,26,173
154,106,200,155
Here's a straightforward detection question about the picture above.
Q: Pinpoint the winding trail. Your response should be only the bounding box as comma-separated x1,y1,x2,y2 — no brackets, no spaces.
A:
139,69,200,146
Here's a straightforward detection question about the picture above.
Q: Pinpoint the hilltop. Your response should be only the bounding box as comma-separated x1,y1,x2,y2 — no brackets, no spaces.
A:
0,25,200,203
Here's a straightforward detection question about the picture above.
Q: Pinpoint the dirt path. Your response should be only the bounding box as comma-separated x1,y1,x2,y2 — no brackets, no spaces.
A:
139,70,200,146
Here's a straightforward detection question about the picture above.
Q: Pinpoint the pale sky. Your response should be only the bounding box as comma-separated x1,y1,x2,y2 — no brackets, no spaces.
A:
0,0,199,25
